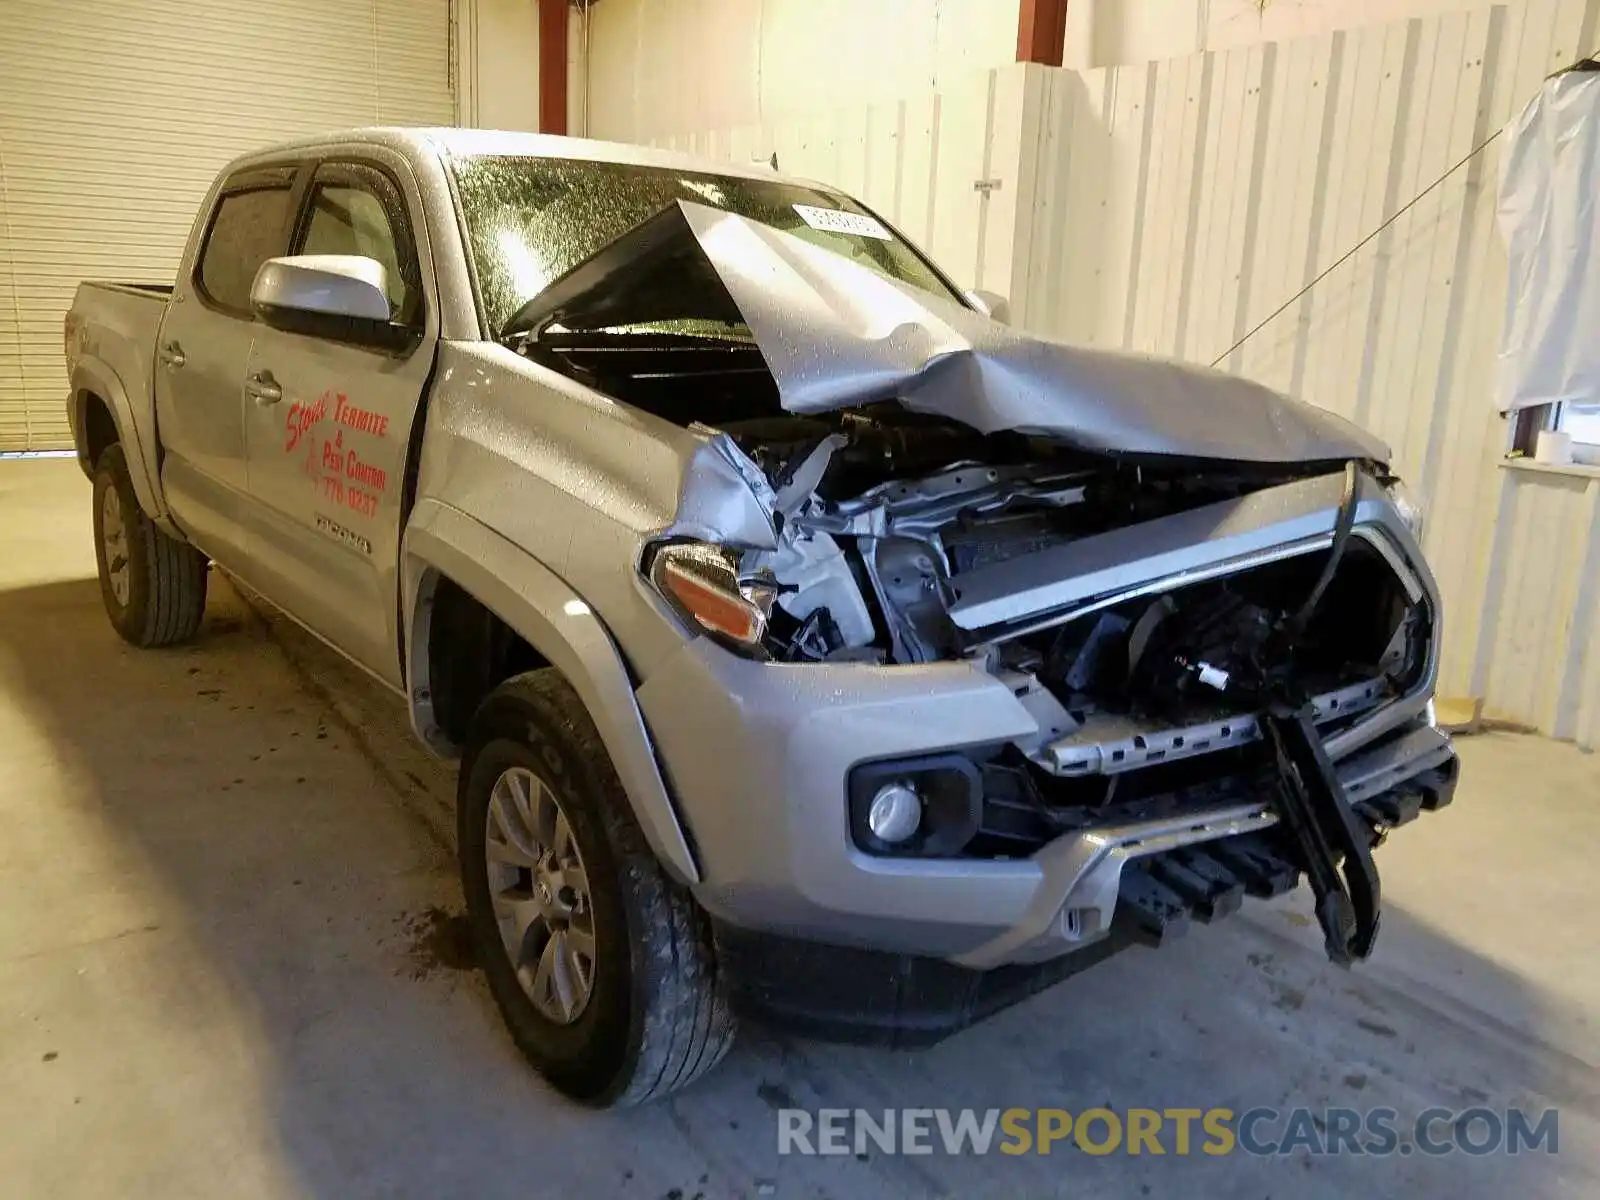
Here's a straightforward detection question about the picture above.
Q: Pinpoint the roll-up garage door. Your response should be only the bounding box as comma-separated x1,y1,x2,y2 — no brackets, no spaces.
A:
0,0,455,450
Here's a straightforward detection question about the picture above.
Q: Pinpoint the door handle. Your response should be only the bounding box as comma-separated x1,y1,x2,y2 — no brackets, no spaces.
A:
159,341,186,370
245,370,282,405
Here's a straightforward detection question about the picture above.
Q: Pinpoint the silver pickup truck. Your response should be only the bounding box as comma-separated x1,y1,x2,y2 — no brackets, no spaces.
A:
65,127,1457,1106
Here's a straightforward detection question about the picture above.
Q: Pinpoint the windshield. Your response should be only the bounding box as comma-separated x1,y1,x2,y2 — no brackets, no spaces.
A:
452,154,962,338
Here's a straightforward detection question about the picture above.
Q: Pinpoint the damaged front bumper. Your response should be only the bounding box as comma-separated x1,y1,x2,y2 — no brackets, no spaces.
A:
637,469,1451,955
953,712,1456,969
630,459,1466,1058
633,474,1458,1042
636,636,1456,964
637,629,1456,1045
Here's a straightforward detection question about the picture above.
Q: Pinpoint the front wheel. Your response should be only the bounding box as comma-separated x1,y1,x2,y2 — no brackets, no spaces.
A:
458,670,734,1105
92,443,207,647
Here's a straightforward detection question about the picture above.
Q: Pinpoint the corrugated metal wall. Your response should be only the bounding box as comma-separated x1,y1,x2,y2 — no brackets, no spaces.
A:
647,0,1600,745
1009,0,1600,746
1476,468,1600,747
649,67,1030,302
0,0,455,451
586,0,1022,145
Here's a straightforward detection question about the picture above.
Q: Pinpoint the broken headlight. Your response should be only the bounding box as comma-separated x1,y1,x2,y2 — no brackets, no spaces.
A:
1384,477,1426,541
645,541,776,654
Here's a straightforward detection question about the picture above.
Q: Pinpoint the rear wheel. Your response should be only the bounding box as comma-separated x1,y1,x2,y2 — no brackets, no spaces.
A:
92,443,207,647
458,670,734,1105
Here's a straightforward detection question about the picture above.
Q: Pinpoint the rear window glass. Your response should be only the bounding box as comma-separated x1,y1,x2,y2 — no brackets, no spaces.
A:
198,186,293,311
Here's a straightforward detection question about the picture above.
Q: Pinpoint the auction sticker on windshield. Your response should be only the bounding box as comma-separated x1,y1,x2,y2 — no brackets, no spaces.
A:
793,204,892,240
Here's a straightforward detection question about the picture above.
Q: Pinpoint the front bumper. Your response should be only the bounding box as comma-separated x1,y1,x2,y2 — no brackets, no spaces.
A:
636,637,1457,967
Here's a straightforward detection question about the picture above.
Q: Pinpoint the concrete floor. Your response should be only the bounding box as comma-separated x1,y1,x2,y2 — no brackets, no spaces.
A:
0,456,1595,1199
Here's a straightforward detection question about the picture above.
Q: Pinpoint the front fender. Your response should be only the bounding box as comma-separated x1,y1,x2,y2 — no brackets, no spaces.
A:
70,355,168,523
402,499,700,884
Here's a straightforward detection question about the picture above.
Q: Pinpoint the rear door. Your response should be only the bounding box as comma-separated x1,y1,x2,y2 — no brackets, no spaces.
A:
154,166,298,569
240,155,436,686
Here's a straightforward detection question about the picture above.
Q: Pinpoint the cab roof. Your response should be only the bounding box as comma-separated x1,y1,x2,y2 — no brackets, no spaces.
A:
226,126,810,188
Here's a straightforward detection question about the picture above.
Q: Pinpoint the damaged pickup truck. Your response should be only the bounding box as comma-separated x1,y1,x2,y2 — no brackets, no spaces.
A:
66,128,1456,1106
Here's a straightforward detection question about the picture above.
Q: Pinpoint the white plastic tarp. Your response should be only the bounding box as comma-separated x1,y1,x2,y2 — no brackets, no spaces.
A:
1496,66,1600,429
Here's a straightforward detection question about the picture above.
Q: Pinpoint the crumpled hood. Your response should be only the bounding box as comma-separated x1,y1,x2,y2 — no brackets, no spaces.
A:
526,199,1391,465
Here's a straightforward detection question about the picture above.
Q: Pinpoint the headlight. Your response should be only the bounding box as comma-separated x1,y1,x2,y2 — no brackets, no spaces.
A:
645,541,775,653
1384,477,1425,541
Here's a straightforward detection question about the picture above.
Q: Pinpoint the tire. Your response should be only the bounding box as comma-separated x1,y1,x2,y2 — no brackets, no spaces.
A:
92,443,208,648
459,670,734,1105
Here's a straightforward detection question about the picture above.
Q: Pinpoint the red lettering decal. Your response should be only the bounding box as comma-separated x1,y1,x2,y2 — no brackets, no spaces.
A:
343,486,377,518
331,399,390,439
284,391,330,453
344,448,388,493
290,391,391,454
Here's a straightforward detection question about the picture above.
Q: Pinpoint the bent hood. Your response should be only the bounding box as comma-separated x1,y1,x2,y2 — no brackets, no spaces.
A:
517,200,1390,466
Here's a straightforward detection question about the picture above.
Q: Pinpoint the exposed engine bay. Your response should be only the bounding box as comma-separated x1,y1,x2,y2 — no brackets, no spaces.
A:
713,407,1422,695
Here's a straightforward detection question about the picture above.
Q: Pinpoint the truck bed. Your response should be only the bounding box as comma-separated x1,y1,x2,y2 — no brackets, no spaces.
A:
65,281,172,512
83,281,174,299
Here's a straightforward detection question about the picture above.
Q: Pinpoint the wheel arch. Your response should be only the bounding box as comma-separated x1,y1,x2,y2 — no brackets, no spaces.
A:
70,357,168,525
402,498,700,884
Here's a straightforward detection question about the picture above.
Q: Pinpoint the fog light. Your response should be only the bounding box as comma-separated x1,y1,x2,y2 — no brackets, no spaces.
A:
867,782,922,844
848,754,983,857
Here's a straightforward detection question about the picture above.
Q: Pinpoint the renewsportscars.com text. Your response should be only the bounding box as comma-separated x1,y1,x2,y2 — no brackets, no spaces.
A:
777,1106,1559,1158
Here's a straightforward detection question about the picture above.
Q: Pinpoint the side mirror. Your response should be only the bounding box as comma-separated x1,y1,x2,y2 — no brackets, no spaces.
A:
965,288,1012,326
251,255,412,351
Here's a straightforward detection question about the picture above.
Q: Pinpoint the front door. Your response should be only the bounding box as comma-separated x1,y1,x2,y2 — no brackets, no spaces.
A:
240,158,436,686
154,166,298,569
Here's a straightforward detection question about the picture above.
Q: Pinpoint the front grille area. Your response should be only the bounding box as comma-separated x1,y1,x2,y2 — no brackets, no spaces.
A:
971,718,1455,865
963,524,1439,864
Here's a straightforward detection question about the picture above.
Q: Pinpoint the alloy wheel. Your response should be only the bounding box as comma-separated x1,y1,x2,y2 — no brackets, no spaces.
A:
101,484,131,607
483,766,597,1024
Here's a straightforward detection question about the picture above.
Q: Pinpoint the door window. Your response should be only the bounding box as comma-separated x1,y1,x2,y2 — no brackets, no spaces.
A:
298,170,419,326
196,185,294,313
